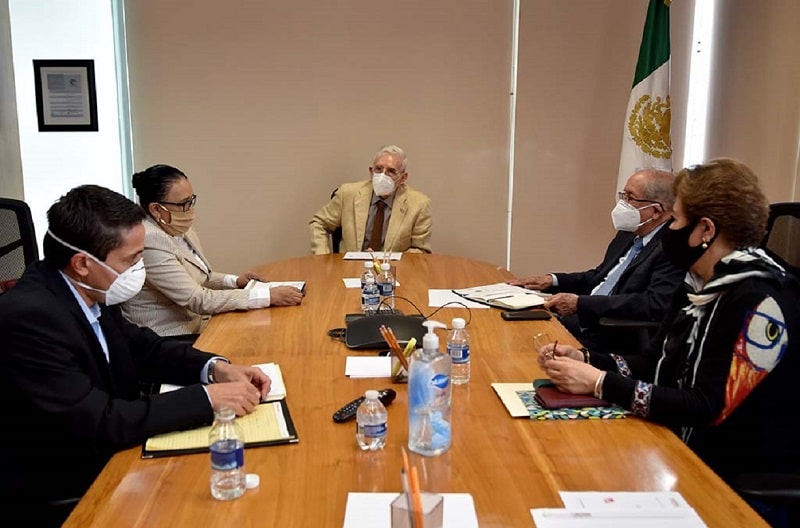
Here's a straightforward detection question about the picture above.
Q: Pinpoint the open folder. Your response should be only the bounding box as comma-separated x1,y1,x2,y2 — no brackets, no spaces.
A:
142,362,298,458
452,283,547,310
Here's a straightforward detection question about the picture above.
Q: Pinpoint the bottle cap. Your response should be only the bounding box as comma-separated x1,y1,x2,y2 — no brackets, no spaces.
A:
365,389,379,400
364,261,372,268
380,262,391,270
246,473,260,489
452,317,466,329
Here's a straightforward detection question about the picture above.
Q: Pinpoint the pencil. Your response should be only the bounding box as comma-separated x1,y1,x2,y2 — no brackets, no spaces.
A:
381,325,409,371
409,465,424,528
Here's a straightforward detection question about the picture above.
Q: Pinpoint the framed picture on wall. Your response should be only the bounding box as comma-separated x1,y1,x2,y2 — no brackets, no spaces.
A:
33,59,98,132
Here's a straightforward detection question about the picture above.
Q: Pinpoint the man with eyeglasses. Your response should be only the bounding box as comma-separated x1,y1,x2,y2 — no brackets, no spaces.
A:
309,145,432,254
510,168,684,355
0,185,271,525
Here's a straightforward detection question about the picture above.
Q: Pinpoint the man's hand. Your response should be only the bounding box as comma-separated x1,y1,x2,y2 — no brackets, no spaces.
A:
542,356,600,395
270,286,303,306
544,293,578,317
508,274,553,291
236,271,267,289
214,362,272,401
206,382,262,416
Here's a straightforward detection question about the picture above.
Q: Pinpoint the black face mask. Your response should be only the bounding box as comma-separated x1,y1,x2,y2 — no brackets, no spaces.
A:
661,218,710,270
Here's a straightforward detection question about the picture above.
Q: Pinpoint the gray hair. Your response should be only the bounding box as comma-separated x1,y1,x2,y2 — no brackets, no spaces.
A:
372,145,408,172
636,168,676,211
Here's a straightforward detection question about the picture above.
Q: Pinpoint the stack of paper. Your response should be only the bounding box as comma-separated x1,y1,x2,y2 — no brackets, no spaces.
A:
345,356,391,378
343,492,478,528
531,492,707,527
254,362,287,401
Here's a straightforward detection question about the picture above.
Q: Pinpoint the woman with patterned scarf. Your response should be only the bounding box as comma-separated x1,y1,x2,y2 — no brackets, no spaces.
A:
537,158,799,525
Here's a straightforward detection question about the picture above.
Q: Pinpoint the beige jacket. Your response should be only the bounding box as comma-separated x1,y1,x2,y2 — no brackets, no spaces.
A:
308,181,432,255
121,217,249,336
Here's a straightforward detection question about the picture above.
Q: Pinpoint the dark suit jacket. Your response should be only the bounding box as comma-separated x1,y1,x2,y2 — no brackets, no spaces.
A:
551,223,684,331
0,261,216,505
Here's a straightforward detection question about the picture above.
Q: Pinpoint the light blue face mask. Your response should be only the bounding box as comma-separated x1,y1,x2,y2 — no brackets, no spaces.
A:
48,229,146,305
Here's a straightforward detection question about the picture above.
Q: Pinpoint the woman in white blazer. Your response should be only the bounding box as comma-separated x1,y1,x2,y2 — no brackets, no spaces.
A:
121,165,302,337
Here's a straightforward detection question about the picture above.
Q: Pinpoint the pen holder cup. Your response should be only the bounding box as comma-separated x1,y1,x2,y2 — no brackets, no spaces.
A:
391,356,409,383
391,492,443,528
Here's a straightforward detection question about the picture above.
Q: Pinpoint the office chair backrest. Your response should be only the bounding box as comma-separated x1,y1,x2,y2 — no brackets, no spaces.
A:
0,197,39,285
761,202,800,279
330,187,343,253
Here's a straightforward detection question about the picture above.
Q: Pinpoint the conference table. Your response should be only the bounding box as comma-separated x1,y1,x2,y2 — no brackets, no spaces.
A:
64,254,767,527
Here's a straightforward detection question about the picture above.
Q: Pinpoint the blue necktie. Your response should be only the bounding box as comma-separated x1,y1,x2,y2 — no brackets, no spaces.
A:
594,237,643,296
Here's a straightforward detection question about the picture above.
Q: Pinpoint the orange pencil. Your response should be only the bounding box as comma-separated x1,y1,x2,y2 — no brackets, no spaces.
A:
409,465,424,528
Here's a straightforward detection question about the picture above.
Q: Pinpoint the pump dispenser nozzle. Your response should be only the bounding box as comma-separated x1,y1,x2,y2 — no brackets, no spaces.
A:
421,320,446,352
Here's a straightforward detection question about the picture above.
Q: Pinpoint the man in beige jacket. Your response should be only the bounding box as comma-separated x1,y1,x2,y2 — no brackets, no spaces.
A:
309,145,432,254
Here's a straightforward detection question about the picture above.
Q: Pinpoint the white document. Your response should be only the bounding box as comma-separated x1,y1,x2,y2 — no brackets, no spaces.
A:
245,279,305,291
343,251,403,261
158,362,286,402
343,492,478,528
253,362,287,401
345,356,391,378
491,383,534,417
559,491,693,511
531,491,706,528
428,289,489,309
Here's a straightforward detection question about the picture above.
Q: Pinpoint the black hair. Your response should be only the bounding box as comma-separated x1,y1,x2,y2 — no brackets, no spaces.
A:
131,164,187,209
43,185,146,269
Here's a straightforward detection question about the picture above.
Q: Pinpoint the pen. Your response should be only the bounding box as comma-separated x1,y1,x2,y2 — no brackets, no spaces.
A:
546,340,558,361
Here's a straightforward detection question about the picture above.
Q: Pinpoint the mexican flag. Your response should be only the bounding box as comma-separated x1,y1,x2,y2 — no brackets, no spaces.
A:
617,0,673,192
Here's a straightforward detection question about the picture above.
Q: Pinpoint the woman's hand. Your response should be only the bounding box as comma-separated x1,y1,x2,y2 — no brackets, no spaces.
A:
270,286,303,306
536,342,583,367
236,271,267,288
542,356,601,395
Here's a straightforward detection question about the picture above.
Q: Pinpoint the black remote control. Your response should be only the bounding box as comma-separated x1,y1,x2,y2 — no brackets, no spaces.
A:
332,388,396,423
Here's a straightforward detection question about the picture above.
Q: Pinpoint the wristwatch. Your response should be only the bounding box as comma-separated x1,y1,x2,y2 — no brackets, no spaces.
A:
207,357,230,384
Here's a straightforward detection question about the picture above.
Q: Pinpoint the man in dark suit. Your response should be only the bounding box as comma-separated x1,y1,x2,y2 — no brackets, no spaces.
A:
511,168,684,354
0,185,270,526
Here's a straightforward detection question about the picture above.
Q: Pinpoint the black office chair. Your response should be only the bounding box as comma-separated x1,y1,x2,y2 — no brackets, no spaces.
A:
330,187,343,253
760,202,800,279
732,202,800,527
0,197,39,292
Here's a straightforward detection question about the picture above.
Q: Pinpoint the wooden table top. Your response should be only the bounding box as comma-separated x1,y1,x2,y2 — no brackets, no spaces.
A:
64,254,766,527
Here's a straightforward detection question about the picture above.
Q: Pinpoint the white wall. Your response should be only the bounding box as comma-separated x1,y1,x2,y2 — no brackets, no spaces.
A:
9,0,123,246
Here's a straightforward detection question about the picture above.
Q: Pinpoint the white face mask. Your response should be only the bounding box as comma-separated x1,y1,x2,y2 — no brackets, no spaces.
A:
372,172,396,197
47,229,146,305
611,200,656,232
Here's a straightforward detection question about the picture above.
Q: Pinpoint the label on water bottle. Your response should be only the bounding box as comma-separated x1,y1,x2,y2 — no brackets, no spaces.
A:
210,439,244,471
362,422,387,438
377,282,393,296
448,344,470,364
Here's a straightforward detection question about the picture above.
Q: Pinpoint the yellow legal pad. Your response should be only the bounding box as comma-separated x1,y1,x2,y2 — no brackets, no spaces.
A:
142,401,298,458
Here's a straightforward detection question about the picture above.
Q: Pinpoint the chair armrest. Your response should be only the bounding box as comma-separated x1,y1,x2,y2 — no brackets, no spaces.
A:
598,317,660,329
734,473,800,503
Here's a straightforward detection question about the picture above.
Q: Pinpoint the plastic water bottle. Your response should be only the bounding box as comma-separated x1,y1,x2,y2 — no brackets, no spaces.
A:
447,317,471,384
360,261,374,291
209,407,246,500
376,262,395,312
362,276,380,315
356,390,388,450
408,320,452,456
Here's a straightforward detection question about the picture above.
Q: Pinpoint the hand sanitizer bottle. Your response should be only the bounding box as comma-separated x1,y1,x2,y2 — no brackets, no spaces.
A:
408,320,452,456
